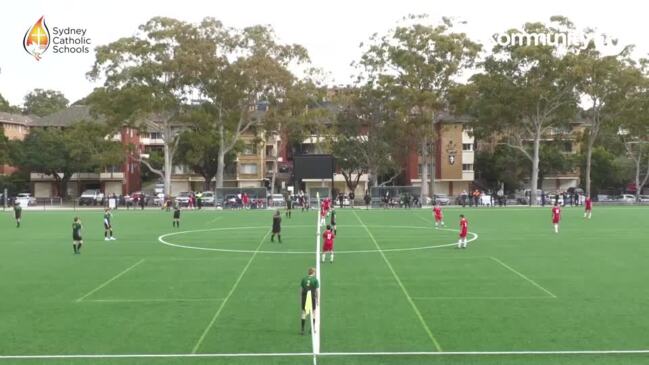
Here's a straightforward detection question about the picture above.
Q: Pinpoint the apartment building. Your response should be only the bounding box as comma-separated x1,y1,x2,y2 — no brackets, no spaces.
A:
405,114,476,196
0,112,31,175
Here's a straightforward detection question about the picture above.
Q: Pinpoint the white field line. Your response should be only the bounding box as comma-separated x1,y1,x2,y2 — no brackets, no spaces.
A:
158,225,477,254
75,259,145,303
313,194,321,364
84,298,224,303
3,349,649,360
191,229,271,354
413,296,554,300
352,210,443,352
490,257,557,298
204,216,223,225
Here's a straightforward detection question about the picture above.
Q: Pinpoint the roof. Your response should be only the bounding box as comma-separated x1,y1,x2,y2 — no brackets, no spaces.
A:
435,111,473,124
0,112,38,126
31,105,103,127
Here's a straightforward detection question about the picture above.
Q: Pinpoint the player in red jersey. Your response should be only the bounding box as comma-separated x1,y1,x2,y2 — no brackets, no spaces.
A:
458,214,468,248
324,198,331,214
433,203,445,228
322,224,335,263
584,195,592,219
552,203,561,233
320,203,327,226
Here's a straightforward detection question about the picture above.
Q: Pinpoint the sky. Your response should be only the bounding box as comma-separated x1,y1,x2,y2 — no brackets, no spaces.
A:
1,0,648,106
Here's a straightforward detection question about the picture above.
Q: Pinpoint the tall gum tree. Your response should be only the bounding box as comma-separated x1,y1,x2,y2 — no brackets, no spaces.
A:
469,17,580,205
358,15,480,199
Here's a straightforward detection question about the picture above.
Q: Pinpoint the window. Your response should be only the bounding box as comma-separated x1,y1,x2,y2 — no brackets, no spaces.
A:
242,144,257,155
563,142,573,153
462,164,474,172
462,143,473,151
149,132,162,140
240,163,258,174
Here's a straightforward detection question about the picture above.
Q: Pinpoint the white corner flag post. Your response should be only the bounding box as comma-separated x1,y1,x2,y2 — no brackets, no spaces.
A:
312,192,321,364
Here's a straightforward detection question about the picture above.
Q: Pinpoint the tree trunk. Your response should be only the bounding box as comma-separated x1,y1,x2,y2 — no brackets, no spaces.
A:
202,174,214,191
420,140,429,200
215,148,226,189
585,138,594,198
635,156,640,202
163,141,172,197
215,124,226,189
530,130,541,206
367,166,377,188
60,174,71,198
430,116,436,197
270,157,277,194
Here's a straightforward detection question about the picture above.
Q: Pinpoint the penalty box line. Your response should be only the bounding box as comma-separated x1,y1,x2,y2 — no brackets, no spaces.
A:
4,350,649,360
352,210,443,352
191,229,272,354
75,259,146,303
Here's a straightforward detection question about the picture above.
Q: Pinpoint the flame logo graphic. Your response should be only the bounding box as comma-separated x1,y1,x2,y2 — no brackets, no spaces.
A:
23,16,50,61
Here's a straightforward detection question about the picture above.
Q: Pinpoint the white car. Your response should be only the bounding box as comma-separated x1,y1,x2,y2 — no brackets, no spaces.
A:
270,194,285,207
15,193,36,207
200,192,215,205
175,192,191,207
619,194,636,203
153,193,166,206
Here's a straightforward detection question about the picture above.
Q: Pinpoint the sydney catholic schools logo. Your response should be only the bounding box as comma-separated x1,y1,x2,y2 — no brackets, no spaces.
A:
23,16,50,61
23,16,91,61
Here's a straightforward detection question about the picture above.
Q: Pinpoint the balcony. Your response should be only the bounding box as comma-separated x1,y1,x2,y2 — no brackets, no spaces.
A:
100,172,125,180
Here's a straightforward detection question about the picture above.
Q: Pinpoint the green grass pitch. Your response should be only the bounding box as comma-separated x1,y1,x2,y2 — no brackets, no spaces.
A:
2,205,649,365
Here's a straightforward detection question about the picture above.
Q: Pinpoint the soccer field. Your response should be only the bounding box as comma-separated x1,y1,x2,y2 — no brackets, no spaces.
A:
2,206,649,365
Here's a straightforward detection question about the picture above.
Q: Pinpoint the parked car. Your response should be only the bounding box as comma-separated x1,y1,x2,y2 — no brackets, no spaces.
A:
15,193,36,207
639,195,649,203
79,189,104,206
433,194,450,205
619,194,636,203
154,183,164,195
126,191,149,205
200,191,215,206
222,194,238,208
175,192,191,207
153,193,166,206
269,194,286,207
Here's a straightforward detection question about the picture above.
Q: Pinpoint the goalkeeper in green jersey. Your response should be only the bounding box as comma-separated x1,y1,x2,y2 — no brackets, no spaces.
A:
300,267,319,335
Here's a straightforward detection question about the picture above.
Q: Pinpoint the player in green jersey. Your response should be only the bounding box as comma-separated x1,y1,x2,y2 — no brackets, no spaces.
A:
72,217,83,254
103,208,116,241
271,210,282,243
13,203,22,228
172,204,181,227
300,267,319,335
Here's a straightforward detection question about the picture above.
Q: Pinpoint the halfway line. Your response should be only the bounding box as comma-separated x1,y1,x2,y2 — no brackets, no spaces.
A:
75,259,145,303
351,210,443,352
191,229,271,353
490,257,557,298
